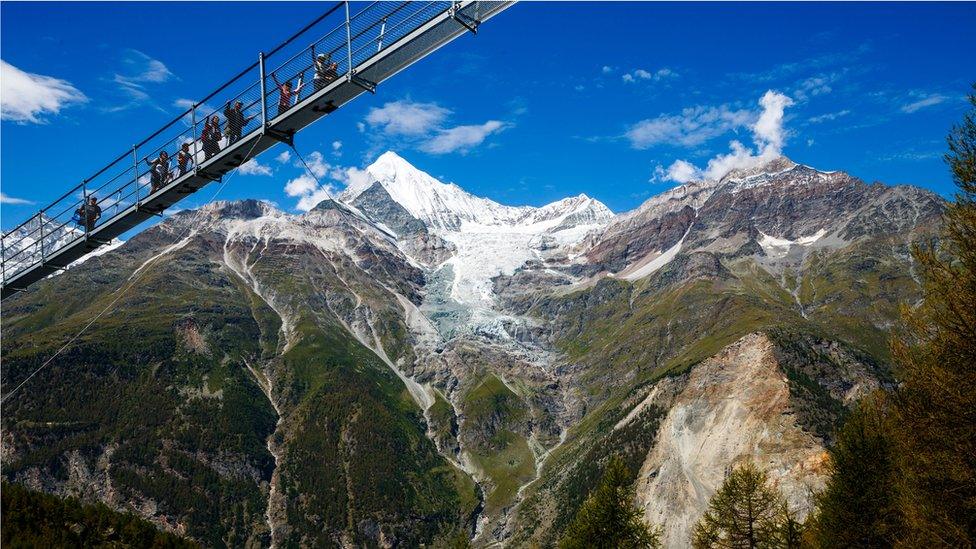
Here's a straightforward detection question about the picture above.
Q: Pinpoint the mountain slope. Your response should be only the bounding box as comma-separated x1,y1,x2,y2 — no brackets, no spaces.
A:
1,152,943,547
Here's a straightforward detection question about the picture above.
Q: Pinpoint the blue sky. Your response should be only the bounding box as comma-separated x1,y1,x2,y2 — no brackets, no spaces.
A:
2,2,974,232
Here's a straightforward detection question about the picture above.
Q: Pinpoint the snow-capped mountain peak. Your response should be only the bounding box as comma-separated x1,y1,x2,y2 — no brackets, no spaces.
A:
341,151,613,232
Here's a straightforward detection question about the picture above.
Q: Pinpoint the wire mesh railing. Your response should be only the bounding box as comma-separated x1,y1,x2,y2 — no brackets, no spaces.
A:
2,1,492,285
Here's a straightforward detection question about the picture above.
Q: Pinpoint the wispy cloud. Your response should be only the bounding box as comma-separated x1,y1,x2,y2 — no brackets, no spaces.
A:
363,99,509,155
0,191,36,205
807,109,851,124
0,59,87,124
365,100,450,136
622,67,676,84
420,121,508,154
791,73,839,102
275,150,292,164
625,104,754,149
106,49,174,112
729,43,871,84
901,92,948,113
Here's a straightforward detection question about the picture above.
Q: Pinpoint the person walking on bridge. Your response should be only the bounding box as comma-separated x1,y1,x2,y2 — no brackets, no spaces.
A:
314,53,338,92
202,115,222,160
271,73,303,117
224,101,254,145
178,142,193,176
76,196,102,232
145,150,171,194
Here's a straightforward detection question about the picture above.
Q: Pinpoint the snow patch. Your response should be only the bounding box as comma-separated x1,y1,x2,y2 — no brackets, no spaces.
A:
616,227,691,282
757,228,827,259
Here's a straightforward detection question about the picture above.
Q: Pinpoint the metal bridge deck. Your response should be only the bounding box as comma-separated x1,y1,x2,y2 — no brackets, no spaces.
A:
1,0,512,300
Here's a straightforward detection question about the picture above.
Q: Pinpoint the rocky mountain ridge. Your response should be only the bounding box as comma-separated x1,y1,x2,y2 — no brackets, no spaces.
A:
1,151,943,547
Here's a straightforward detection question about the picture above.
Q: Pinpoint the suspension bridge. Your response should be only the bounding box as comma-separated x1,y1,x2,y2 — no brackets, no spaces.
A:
0,0,513,300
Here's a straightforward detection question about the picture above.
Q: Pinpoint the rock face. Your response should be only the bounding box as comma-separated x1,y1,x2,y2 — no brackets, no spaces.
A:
635,333,829,548
1,152,942,547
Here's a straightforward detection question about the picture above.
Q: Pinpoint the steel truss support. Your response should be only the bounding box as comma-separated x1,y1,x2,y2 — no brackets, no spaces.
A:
450,2,480,33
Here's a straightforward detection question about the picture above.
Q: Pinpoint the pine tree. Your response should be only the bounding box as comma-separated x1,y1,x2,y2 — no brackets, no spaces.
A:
559,455,661,549
692,462,791,549
809,394,900,547
890,83,976,546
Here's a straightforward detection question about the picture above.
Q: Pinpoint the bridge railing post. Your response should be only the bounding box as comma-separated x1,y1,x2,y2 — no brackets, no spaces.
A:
344,1,353,79
378,17,387,52
39,210,45,262
192,105,200,173
259,52,268,129
81,182,89,235
132,144,139,207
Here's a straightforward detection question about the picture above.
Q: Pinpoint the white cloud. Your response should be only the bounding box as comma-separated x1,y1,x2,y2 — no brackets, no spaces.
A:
117,49,173,84
283,150,368,211
625,104,753,149
0,191,35,205
331,140,343,155
284,173,318,197
622,68,677,84
753,90,793,153
238,158,272,176
602,65,615,74
363,98,509,155
295,187,334,212
0,60,87,123
108,50,174,112
365,100,450,136
275,150,292,164
652,159,702,184
295,150,330,178
420,120,507,154
338,166,372,191
901,93,947,113
808,109,850,124
791,74,837,102
655,90,795,183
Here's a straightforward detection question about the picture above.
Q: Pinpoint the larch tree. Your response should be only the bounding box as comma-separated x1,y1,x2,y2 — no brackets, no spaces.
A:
559,455,661,549
692,462,786,549
890,83,976,546
809,393,901,547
